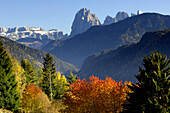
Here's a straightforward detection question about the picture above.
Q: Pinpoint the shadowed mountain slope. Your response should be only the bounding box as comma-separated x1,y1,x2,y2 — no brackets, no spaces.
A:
0,36,78,74
78,29,170,82
44,13,170,67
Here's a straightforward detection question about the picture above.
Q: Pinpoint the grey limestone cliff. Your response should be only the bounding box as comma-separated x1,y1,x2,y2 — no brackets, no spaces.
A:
103,11,129,25
69,8,101,38
115,11,129,21
103,10,144,25
103,15,116,25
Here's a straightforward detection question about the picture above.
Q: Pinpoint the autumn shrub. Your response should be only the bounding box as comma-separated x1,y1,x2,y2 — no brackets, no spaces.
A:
51,99,67,113
20,84,52,113
63,75,131,113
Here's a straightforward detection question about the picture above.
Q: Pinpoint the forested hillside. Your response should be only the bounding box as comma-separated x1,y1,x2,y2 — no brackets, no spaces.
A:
0,36,78,74
79,29,170,82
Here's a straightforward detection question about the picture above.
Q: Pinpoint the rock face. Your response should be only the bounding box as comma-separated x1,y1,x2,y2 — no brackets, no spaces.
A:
0,26,68,41
137,10,144,15
69,8,101,38
115,11,129,21
103,11,129,25
103,16,116,25
103,10,144,25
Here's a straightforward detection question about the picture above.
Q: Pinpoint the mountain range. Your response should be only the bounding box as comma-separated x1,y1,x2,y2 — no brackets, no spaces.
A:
1,8,170,82
103,11,129,25
43,13,170,68
103,10,143,25
0,27,68,49
0,36,78,74
78,29,170,82
0,9,143,49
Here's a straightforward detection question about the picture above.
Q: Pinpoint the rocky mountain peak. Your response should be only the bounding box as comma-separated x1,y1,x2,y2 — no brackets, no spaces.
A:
115,11,129,21
103,15,116,25
137,10,144,15
69,8,101,38
103,11,129,25
103,10,144,26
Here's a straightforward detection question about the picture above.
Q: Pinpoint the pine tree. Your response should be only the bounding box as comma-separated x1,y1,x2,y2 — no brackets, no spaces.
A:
0,39,20,111
123,51,170,113
41,53,56,101
67,71,78,84
21,58,39,86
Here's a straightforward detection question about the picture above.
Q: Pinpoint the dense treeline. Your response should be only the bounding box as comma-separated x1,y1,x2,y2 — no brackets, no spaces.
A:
0,39,169,112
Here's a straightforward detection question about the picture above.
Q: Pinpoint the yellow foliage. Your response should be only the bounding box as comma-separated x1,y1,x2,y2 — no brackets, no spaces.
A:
56,72,61,80
61,75,67,84
11,57,26,97
124,81,133,94
54,72,69,98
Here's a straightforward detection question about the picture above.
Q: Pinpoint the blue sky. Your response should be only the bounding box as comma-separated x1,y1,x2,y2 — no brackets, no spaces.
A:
1,0,170,34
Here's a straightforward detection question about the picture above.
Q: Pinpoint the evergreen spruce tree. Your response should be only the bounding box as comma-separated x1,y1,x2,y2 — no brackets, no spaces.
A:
0,39,20,111
67,71,78,84
123,51,170,113
41,53,56,101
21,58,39,86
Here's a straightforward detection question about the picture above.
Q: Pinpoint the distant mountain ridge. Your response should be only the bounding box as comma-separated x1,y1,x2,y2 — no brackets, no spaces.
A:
0,9,144,49
0,26,68,49
0,36,78,74
78,29,170,82
103,11,129,25
43,13,170,67
0,26,68,41
103,10,143,25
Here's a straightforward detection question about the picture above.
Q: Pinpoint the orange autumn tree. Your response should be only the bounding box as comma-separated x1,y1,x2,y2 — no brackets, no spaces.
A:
20,84,42,112
63,75,132,113
20,84,51,112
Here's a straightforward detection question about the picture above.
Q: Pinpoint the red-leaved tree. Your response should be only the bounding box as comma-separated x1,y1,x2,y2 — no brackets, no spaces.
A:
63,76,132,112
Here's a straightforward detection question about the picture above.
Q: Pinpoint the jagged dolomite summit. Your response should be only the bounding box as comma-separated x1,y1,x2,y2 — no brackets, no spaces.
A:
103,11,129,25
69,8,101,38
103,10,144,25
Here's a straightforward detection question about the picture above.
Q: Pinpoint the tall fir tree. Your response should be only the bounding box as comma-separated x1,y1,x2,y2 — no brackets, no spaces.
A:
123,51,170,113
21,58,39,86
0,39,20,111
41,53,56,101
